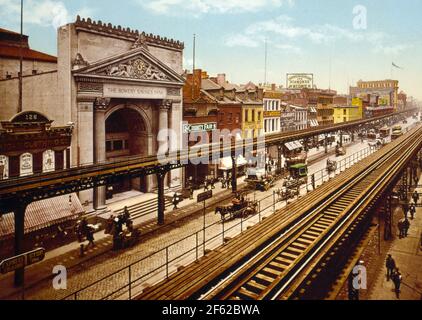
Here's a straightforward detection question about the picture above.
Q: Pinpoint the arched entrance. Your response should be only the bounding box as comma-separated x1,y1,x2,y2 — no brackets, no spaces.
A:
105,106,149,196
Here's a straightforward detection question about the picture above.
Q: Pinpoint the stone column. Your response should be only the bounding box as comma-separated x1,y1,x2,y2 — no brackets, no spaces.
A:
158,100,171,189
169,100,182,189
93,98,109,210
77,101,94,209
158,100,170,152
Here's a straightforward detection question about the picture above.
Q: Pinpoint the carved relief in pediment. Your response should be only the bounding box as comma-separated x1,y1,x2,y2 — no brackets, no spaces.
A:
95,57,170,81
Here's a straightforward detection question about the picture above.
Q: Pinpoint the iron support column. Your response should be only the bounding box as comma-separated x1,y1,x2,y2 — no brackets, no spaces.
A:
157,171,167,225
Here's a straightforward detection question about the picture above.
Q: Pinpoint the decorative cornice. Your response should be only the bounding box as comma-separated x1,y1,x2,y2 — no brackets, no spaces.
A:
74,15,184,50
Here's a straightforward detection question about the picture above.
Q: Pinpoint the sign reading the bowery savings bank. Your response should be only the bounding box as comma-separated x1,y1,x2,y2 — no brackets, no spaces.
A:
183,122,217,133
104,84,167,99
287,73,314,89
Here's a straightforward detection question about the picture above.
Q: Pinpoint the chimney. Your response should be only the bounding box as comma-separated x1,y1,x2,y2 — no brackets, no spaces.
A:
217,73,226,86
271,83,276,91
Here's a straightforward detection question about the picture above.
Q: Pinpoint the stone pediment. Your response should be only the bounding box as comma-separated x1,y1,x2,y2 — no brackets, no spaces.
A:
73,47,184,85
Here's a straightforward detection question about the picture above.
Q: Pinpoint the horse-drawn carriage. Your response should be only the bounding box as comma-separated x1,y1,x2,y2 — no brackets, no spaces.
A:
282,163,308,191
326,159,337,173
275,188,298,202
215,195,258,222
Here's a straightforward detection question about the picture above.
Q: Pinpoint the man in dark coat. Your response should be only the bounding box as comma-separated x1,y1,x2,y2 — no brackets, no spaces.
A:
385,254,396,281
392,269,402,299
403,218,410,237
412,190,420,205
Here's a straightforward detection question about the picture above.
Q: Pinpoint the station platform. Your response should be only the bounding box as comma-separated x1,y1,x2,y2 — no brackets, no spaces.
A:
367,178,422,300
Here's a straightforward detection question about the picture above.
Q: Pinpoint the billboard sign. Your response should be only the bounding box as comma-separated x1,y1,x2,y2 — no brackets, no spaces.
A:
182,122,217,134
287,73,314,89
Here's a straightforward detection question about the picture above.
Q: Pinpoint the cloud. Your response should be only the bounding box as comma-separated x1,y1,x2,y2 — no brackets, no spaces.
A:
0,0,94,29
372,44,412,56
139,0,295,16
224,15,408,57
224,34,260,48
274,43,302,54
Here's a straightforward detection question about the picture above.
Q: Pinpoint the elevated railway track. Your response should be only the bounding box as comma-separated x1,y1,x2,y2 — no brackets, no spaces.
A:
0,110,413,208
136,123,422,300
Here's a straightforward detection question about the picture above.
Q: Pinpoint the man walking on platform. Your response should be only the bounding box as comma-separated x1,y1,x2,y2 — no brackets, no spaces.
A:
412,190,420,205
386,254,396,281
392,268,402,299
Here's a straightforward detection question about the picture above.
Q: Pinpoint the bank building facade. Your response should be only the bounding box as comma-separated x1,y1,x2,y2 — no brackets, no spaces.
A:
0,16,185,211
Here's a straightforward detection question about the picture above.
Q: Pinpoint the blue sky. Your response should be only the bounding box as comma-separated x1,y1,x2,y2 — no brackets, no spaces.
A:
1,0,422,99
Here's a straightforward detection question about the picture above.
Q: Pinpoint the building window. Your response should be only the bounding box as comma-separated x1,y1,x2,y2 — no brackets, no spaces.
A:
106,141,112,152
258,112,261,121
113,140,123,151
245,110,248,122
252,110,255,122
219,112,224,123
227,113,233,123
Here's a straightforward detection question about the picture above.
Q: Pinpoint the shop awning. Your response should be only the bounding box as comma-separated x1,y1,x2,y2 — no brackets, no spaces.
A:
285,141,303,151
219,155,247,170
0,193,83,241
309,120,319,127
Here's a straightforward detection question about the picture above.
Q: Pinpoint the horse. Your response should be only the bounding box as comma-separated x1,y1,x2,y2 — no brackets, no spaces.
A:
215,205,231,222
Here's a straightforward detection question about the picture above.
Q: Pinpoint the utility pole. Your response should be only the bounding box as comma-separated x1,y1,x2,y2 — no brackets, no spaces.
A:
264,38,268,85
192,34,196,101
18,0,23,113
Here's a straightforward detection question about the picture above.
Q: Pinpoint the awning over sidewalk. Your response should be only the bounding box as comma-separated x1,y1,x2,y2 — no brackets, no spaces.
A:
219,155,247,170
285,141,303,151
0,193,83,241
309,120,319,127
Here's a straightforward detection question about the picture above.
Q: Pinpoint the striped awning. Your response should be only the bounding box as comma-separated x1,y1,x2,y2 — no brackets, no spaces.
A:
309,120,319,127
285,141,303,151
0,193,83,241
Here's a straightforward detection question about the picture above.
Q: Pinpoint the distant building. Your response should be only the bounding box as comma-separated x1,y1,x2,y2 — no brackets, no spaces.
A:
333,105,363,123
0,27,57,81
263,84,282,135
350,79,399,111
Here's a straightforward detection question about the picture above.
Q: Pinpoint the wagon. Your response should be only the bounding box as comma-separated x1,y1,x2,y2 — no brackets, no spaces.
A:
215,196,258,222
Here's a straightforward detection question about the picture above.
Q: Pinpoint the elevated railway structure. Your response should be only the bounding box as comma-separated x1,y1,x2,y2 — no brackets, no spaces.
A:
136,123,422,300
0,109,415,286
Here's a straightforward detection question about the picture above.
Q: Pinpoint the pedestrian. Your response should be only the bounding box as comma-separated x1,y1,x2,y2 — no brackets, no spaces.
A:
210,178,215,189
412,190,420,205
398,218,405,238
403,218,410,237
189,186,194,200
204,179,209,191
123,206,130,221
386,254,396,281
410,204,416,220
392,268,402,299
86,227,95,248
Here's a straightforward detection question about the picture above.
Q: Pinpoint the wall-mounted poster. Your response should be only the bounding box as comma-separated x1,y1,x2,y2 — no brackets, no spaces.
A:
43,150,55,172
20,153,33,177
0,155,9,179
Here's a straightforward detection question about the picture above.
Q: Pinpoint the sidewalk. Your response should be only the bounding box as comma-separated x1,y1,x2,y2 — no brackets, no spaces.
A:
368,177,422,300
